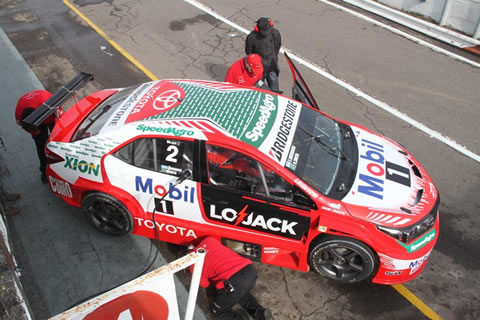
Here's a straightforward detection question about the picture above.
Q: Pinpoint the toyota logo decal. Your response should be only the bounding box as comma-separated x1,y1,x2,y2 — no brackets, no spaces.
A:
153,90,182,111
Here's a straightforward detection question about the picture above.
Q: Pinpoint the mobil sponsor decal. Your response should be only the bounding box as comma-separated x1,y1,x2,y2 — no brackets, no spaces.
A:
205,202,309,240
135,176,195,203
269,100,299,163
49,176,73,198
241,94,277,148
125,81,185,123
64,156,100,176
357,138,411,200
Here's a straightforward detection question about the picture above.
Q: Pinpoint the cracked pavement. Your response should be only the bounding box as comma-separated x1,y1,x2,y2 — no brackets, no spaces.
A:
1,0,480,319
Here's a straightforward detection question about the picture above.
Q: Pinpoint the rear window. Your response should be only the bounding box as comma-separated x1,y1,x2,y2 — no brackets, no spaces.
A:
71,85,139,141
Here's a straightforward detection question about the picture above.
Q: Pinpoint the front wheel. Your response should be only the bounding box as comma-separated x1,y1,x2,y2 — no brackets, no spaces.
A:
82,193,133,236
309,236,378,283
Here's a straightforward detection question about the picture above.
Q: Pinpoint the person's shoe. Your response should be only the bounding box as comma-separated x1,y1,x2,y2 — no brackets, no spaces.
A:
4,206,20,215
255,307,273,320
5,193,21,202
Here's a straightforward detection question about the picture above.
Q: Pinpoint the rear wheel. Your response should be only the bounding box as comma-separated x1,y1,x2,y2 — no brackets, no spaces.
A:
82,193,133,236
309,236,377,283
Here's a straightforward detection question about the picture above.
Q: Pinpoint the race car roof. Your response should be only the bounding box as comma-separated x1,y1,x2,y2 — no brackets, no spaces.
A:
102,80,302,165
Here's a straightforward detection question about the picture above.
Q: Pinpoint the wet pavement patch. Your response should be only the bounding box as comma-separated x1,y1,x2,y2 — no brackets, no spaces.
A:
169,13,218,31
11,11,37,23
74,0,113,6
7,28,53,54
0,0,24,9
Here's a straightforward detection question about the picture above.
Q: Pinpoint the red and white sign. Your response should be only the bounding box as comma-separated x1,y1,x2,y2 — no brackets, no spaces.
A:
50,251,205,320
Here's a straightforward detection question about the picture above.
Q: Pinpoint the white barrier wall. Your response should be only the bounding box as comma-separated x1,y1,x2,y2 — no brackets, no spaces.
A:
378,0,480,38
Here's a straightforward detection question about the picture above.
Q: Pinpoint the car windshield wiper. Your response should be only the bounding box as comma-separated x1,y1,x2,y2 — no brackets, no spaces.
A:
299,126,349,161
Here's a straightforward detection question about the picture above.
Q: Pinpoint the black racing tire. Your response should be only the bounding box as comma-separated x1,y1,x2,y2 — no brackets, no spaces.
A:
82,193,133,236
309,236,378,283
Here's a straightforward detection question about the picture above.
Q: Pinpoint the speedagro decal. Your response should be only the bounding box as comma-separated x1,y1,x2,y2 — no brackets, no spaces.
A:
242,94,277,147
64,156,100,176
398,229,436,253
136,124,194,136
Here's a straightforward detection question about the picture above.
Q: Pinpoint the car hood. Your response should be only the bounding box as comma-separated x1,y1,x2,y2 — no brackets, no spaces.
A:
342,125,438,227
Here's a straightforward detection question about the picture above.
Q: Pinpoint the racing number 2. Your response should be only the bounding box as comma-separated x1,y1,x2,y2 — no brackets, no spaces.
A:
160,140,184,169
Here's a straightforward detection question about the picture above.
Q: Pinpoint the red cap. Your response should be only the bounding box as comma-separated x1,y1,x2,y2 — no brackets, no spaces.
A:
15,90,53,124
246,54,263,78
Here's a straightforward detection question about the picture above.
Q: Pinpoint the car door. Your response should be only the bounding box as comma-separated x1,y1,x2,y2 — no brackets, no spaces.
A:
200,143,313,250
106,136,204,241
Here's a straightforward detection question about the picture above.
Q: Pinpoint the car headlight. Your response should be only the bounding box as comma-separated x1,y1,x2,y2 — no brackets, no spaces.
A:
377,196,439,244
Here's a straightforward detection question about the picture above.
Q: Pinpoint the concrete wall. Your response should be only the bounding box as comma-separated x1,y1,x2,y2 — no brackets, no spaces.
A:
378,0,480,38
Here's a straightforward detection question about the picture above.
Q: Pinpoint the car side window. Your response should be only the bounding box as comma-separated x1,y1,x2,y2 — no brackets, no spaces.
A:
206,145,292,198
114,138,193,178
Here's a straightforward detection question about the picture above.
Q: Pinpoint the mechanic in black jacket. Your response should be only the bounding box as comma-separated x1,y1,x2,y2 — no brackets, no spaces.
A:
245,17,282,92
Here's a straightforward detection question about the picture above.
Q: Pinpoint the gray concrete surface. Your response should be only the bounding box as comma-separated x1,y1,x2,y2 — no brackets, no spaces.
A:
1,0,480,319
0,26,206,320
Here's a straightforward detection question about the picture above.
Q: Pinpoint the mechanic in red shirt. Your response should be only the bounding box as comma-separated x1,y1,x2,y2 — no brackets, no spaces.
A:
191,237,273,320
225,54,264,87
15,90,54,183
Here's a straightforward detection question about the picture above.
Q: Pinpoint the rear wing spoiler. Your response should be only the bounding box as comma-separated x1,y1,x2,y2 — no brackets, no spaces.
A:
284,52,320,111
21,72,94,131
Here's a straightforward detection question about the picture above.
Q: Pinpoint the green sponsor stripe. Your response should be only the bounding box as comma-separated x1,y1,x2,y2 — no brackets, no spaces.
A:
145,82,262,140
398,229,436,253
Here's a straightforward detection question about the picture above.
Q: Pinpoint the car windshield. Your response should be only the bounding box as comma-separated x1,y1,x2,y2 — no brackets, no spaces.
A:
71,85,140,141
286,106,344,195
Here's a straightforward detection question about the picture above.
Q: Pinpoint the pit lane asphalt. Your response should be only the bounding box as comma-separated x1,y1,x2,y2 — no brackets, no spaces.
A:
1,0,479,319
0,26,208,320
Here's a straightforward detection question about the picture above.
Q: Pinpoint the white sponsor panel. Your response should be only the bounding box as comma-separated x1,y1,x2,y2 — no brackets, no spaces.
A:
378,249,432,275
258,97,301,166
50,251,205,320
105,156,205,224
343,125,425,213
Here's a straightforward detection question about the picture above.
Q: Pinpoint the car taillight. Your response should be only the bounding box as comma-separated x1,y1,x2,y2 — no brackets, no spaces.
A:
45,147,64,164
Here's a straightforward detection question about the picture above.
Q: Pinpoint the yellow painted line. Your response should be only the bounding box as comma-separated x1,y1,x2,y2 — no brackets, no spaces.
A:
392,284,442,320
62,0,158,81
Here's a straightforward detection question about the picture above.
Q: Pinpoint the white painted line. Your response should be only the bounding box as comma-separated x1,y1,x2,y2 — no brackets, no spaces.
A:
318,0,480,69
183,0,480,164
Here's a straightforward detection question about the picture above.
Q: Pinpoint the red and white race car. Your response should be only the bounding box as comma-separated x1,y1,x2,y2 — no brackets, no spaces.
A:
23,54,439,284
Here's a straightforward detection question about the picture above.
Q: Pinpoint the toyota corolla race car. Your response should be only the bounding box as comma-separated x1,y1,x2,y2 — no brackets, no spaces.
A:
23,54,439,284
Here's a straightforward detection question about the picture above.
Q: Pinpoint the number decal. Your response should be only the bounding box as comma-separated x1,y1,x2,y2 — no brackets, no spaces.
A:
385,161,410,187
154,198,174,215
165,145,179,163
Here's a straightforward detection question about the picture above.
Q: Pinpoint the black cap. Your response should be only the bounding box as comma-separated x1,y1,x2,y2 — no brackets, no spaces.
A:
257,17,271,31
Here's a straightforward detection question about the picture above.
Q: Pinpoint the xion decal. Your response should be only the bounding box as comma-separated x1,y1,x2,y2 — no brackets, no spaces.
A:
357,139,411,200
269,100,298,162
244,94,276,143
64,156,100,176
206,203,308,240
135,176,195,203
134,217,197,238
